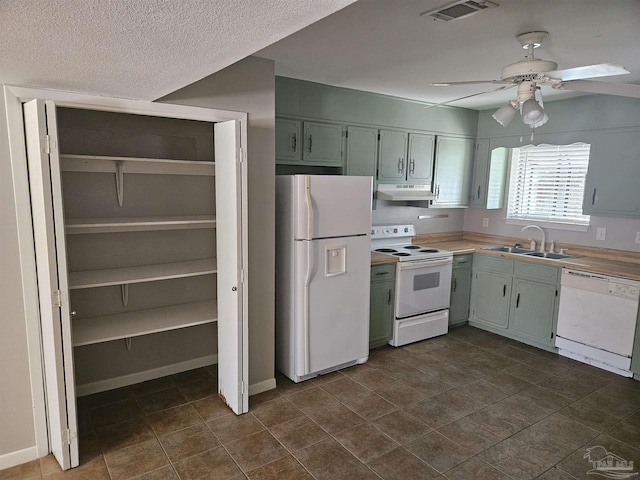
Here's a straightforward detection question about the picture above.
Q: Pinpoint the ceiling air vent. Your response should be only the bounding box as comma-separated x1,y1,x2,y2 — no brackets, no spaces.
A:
421,0,499,22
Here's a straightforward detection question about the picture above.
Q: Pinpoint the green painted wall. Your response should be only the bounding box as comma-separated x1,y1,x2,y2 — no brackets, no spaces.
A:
276,76,478,137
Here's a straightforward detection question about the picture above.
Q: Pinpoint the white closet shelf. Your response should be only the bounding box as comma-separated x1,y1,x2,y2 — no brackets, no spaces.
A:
73,300,218,347
69,258,217,289
61,154,215,176
65,215,216,234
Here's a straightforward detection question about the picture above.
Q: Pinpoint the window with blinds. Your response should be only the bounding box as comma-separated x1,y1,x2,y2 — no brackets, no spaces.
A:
507,143,591,225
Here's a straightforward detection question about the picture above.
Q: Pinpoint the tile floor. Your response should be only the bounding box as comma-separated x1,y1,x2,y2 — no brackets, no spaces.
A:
3,325,640,480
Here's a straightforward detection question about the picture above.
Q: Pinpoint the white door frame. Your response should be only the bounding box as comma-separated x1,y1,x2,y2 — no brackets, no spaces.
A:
4,84,249,462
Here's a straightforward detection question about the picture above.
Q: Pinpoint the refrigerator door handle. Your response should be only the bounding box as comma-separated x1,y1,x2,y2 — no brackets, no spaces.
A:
304,176,313,240
302,240,313,374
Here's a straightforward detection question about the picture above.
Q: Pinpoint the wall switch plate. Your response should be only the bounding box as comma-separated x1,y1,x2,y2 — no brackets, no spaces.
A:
596,227,606,241
482,218,489,228
636,232,640,244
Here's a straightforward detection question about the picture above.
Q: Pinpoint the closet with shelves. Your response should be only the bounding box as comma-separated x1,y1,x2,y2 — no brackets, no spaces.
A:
21,96,247,470
57,106,220,382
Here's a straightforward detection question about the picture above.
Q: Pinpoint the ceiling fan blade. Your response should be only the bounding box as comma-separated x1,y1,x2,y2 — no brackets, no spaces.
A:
545,63,629,81
432,80,506,86
554,79,640,99
424,85,515,109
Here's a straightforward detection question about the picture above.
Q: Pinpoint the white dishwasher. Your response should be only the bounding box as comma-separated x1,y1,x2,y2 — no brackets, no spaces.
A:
555,268,640,377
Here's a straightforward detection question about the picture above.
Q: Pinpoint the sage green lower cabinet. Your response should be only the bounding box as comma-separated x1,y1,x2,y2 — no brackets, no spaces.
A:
469,254,560,352
631,308,640,378
449,254,472,326
510,278,557,345
469,255,513,330
369,264,395,349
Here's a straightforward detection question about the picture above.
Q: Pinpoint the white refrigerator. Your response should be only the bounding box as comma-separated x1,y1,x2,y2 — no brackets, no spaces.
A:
275,175,373,383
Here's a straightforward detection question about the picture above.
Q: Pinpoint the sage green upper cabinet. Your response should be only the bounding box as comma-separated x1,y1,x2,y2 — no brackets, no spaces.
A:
469,142,508,209
303,121,344,166
407,133,435,183
378,130,435,185
583,129,640,217
378,130,408,183
346,126,378,177
432,137,474,208
275,118,301,162
276,118,344,167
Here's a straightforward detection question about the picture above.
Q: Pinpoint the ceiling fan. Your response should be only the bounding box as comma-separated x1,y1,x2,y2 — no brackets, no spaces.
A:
431,31,640,128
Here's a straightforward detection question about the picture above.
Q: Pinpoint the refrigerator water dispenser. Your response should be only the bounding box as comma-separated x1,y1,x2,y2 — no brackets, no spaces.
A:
326,246,346,276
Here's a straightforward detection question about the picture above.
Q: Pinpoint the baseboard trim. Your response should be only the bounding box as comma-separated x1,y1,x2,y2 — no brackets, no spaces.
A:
0,446,39,470
76,355,218,396
249,377,276,396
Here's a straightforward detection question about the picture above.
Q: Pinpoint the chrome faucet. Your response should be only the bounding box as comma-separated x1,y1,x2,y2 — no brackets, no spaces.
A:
522,224,546,252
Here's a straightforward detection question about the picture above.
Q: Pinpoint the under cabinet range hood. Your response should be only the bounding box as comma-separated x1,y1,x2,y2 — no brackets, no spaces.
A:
376,184,436,202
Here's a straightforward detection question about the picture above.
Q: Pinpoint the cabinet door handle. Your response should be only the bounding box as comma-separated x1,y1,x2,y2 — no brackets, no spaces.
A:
477,185,481,200
502,284,506,297
387,289,392,304
436,185,440,199
591,187,597,205
308,134,313,153
516,293,520,308
292,133,297,151
410,159,415,174
375,271,388,276
452,278,457,291
397,157,405,174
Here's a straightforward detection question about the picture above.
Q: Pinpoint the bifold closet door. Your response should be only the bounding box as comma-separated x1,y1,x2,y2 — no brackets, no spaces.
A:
24,99,79,470
215,120,249,415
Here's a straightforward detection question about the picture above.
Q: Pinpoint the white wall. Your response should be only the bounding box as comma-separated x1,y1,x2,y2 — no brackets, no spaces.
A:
0,93,38,459
160,56,276,390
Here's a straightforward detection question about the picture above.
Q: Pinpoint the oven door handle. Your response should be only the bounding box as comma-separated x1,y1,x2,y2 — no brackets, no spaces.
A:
397,258,453,270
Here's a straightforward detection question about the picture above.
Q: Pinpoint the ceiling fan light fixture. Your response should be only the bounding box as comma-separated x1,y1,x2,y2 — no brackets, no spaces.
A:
521,98,545,124
492,102,518,127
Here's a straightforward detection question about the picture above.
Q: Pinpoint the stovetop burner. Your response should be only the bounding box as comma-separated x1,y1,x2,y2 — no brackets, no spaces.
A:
370,224,452,262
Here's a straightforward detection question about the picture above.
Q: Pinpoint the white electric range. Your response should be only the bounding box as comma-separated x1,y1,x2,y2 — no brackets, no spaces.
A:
371,225,452,346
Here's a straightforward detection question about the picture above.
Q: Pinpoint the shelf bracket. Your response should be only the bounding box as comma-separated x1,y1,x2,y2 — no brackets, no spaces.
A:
115,160,124,207
125,337,132,351
120,284,129,307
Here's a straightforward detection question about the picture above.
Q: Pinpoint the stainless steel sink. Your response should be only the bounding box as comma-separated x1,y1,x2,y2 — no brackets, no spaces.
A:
483,246,535,254
522,251,573,260
483,246,573,260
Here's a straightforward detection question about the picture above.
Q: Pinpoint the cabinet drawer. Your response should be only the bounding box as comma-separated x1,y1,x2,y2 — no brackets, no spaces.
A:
453,254,472,269
514,260,559,284
473,254,513,274
371,264,395,282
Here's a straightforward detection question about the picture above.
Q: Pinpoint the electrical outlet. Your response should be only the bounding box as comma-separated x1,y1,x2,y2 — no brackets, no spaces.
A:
596,227,606,241
635,232,640,244
482,218,489,228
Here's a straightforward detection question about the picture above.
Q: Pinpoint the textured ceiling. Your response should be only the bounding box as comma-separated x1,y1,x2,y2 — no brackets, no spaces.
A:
0,0,355,100
258,0,640,109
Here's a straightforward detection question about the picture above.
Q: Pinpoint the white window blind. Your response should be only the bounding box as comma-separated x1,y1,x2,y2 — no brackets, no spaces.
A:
507,143,591,225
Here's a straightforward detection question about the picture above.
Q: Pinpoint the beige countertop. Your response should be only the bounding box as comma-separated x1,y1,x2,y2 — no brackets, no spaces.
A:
371,233,640,280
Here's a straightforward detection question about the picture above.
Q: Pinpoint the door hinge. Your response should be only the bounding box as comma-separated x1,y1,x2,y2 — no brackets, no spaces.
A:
52,290,64,308
240,381,245,394
239,269,245,284
44,134,51,154
238,147,245,164
63,429,76,446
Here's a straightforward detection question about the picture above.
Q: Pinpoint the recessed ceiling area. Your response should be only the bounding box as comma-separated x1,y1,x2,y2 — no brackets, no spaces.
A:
0,0,355,101
257,0,640,109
